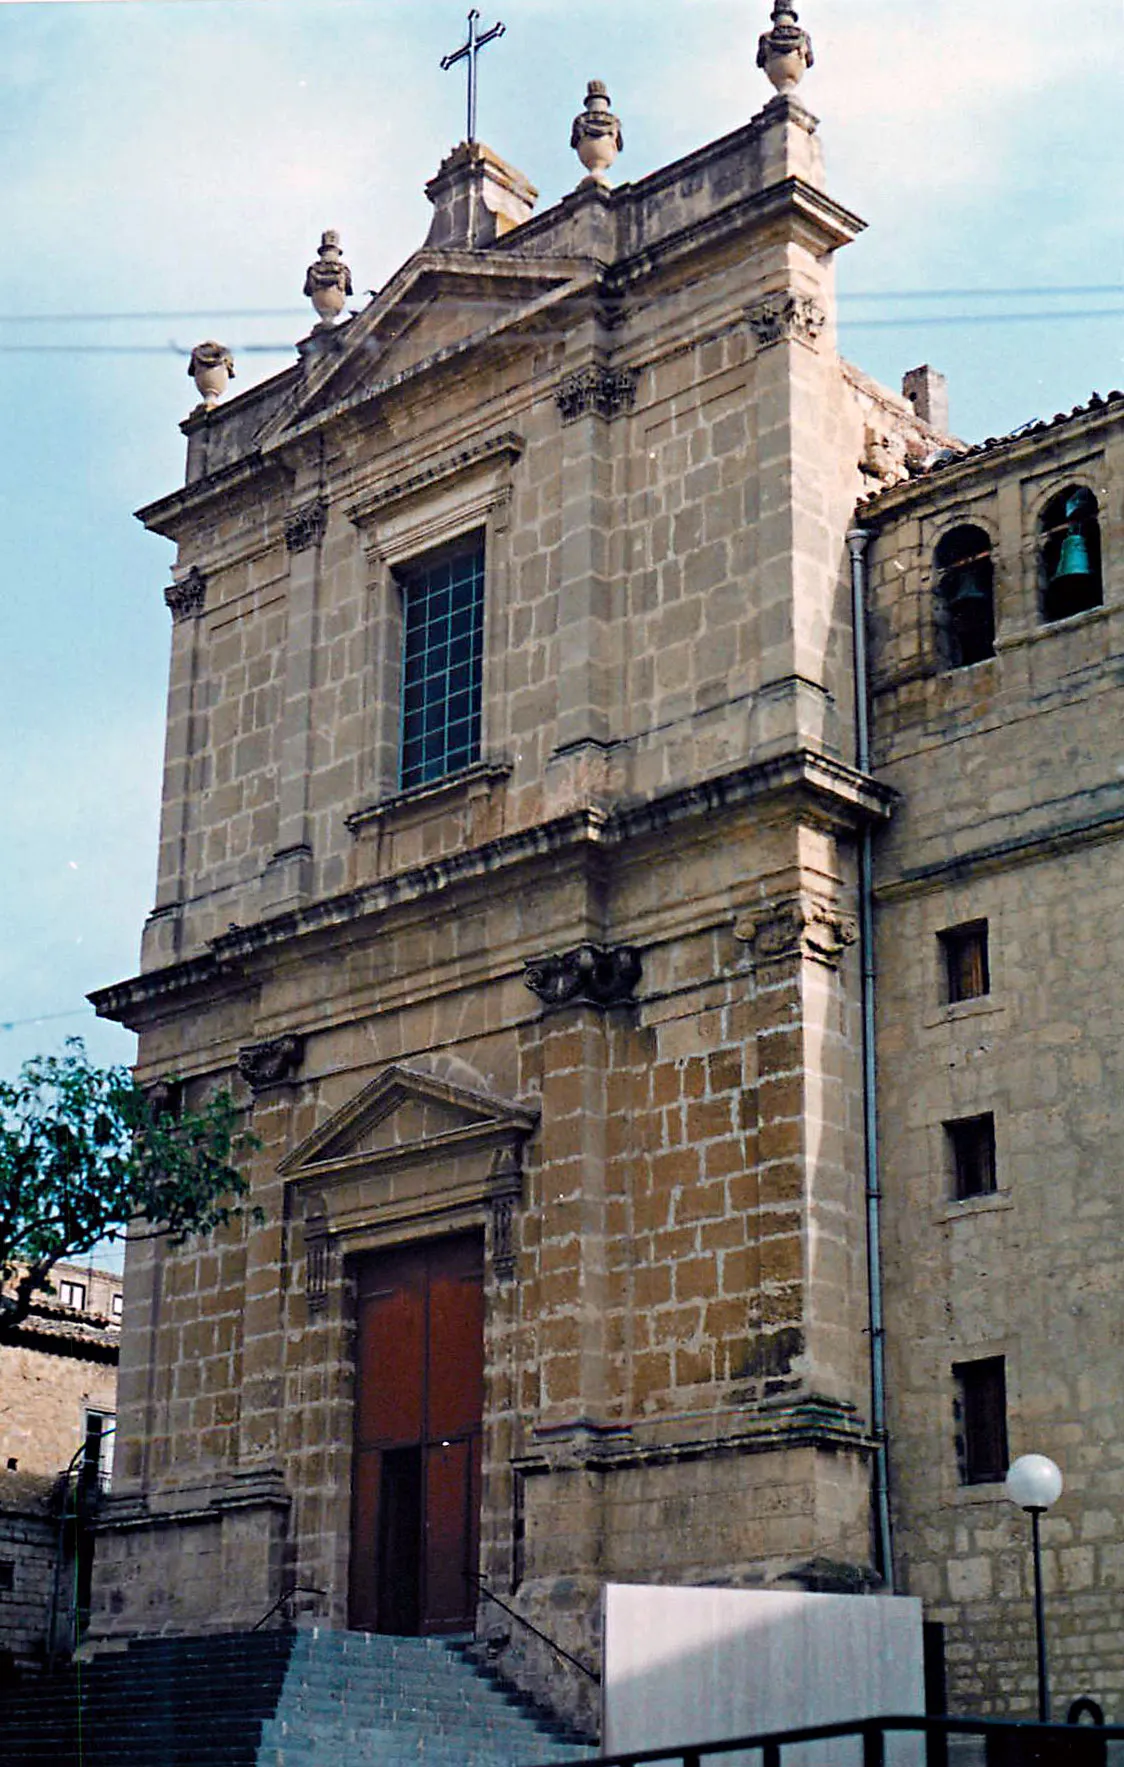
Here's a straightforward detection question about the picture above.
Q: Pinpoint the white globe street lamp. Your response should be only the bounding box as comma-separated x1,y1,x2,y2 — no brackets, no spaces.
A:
1005,1454,1064,1721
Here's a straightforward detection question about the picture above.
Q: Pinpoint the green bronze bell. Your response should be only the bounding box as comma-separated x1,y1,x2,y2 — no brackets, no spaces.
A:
1050,529,1092,589
949,566,991,605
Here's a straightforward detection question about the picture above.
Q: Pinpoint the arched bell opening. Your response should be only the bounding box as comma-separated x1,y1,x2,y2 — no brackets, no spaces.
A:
934,524,996,669
1040,484,1103,623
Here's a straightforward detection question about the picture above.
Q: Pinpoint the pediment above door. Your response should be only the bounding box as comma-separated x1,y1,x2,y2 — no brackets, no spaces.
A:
279,1063,538,1261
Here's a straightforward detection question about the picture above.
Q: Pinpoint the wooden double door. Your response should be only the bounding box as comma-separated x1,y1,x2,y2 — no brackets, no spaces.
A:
349,1233,484,1635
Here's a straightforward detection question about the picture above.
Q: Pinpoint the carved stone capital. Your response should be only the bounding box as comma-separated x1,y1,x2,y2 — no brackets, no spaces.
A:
164,567,206,622
734,896,856,969
746,292,825,351
524,942,642,1009
238,1033,305,1092
284,499,328,553
555,365,637,424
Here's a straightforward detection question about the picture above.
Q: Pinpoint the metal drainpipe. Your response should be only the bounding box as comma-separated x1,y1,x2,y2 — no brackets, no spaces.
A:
847,525,894,1588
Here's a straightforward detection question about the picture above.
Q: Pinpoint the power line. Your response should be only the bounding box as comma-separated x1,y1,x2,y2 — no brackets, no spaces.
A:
0,346,315,360
0,288,1119,326
0,309,308,325
0,1008,95,1033
0,307,1120,356
840,308,1124,330
838,285,1124,303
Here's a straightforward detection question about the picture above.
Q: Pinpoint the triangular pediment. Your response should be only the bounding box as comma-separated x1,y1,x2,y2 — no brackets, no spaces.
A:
277,1063,538,1180
261,249,598,446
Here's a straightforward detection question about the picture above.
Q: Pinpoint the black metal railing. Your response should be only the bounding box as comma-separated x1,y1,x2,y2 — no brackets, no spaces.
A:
471,1574,601,1685
529,1713,1124,1767
250,1583,328,1631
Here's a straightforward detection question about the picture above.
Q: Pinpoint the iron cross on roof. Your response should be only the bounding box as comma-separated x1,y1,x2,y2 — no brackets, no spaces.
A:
441,9,506,146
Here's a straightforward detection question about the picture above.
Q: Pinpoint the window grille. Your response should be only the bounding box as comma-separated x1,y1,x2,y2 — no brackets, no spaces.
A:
953,1356,1008,1485
939,921,990,1003
398,541,485,790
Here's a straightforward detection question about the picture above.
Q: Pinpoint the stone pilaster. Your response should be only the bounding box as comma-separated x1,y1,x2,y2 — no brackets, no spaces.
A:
551,342,630,757
532,1006,613,1428
264,498,329,909
150,573,208,939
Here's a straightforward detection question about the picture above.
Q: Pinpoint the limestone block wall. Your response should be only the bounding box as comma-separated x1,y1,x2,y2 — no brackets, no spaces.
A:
0,1507,56,1670
127,95,929,980
867,406,1124,1715
94,789,877,1653
91,93,937,1682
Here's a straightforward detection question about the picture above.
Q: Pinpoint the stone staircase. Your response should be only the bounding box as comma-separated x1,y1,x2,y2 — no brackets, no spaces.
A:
0,1627,598,1767
260,1629,595,1767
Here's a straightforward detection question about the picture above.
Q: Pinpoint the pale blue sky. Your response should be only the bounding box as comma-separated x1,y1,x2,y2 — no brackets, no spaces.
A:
1,0,1122,1083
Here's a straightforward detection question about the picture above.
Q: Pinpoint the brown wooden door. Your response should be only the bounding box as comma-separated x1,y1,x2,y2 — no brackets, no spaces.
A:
349,1233,484,1635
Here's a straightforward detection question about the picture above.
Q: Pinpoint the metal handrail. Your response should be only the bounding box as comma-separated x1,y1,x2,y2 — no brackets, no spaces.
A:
470,1574,601,1686
529,1711,1124,1767
250,1583,328,1632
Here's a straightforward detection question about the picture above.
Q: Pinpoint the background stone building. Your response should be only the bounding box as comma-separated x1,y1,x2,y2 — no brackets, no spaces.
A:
863,395,1124,1715
0,1262,121,1671
87,8,1124,1728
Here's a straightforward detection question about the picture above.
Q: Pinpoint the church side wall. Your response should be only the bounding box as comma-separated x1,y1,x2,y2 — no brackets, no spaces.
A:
869,411,1124,1716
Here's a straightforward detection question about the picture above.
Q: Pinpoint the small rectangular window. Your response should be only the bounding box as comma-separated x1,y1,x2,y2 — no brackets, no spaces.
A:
82,1410,115,1491
940,920,990,1003
945,1113,997,1200
111,1293,124,1318
58,1280,86,1310
954,1356,1008,1485
398,539,485,791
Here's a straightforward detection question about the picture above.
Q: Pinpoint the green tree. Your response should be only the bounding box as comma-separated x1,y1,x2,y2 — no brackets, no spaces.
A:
0,1039,257,1337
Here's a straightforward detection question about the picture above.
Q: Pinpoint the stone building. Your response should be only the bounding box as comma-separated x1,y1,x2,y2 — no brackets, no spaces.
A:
87,5,1124,1727
0,1263,121,1671
862,393,1124,1716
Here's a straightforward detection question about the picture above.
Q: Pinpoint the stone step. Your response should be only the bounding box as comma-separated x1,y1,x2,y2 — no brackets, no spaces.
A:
0,1627,596,1767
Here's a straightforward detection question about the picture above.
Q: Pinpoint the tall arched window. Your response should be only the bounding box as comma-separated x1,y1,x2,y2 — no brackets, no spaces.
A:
935,525,995,669
1040,485,1103,623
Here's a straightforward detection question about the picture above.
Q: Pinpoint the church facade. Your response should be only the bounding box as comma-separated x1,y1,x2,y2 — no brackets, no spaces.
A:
89,11,1124,1726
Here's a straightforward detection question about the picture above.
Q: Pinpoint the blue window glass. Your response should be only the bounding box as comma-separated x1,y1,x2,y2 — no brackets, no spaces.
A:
399,541,485,790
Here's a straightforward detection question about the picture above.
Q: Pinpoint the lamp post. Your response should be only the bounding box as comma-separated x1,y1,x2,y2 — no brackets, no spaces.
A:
1005,1453,1064,1722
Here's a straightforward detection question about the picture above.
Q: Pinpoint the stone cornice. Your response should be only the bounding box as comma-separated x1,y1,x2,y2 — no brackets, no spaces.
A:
876,798,1124,903
136,452,295,544
601,177,864,302
345,436,524,530
515,1397,874,1476
90,751,894,1028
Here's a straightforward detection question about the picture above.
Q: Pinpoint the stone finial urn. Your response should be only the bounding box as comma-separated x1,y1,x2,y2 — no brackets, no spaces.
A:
756,2,814,94
570,81,623,187
188,341,235,409
303,229,353,326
